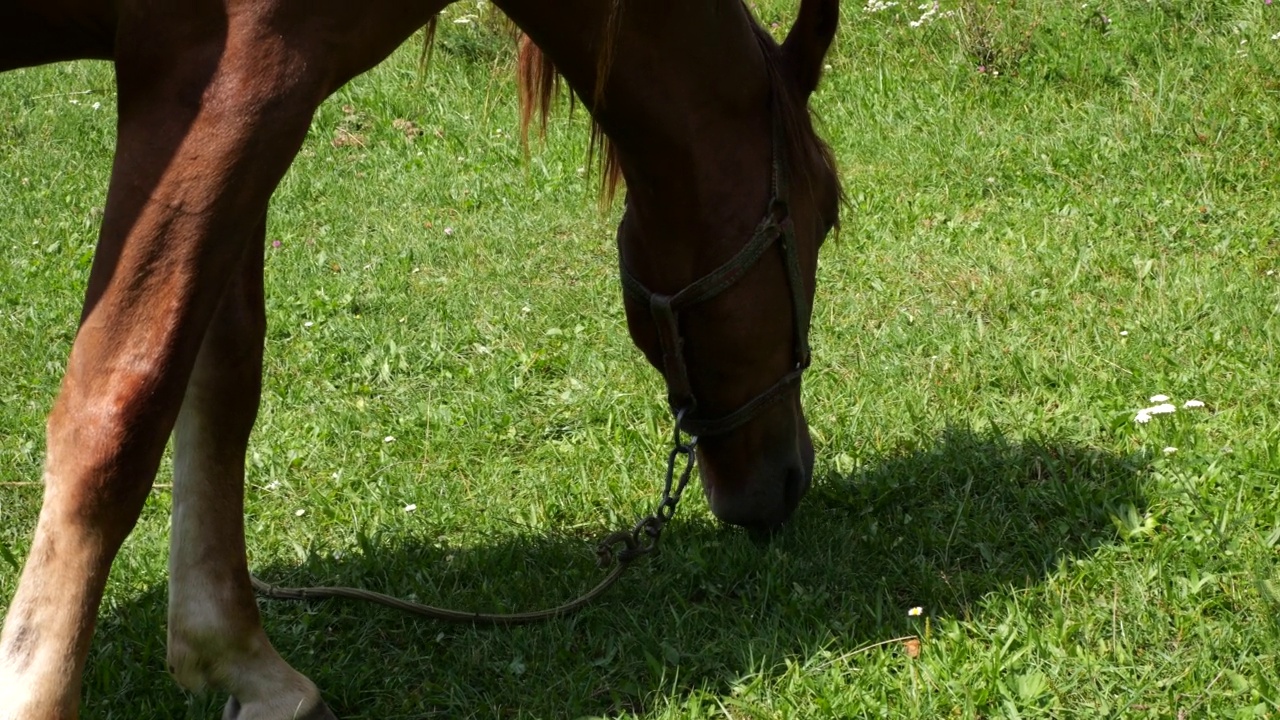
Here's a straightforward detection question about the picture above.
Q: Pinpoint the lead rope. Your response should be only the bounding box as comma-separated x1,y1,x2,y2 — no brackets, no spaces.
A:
250,417,698,625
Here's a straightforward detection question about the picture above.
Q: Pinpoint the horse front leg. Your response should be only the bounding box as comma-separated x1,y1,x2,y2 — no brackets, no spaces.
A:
0,15,327,720
166,221,333,720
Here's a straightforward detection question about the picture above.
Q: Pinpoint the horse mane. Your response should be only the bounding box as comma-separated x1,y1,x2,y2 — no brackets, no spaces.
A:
514,2,842,215
516,10,624,207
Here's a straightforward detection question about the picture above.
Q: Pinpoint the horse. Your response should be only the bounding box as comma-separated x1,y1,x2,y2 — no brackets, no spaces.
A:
0,0,842,717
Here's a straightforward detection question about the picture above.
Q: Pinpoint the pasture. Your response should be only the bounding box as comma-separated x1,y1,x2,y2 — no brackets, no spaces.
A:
2,0,1279,716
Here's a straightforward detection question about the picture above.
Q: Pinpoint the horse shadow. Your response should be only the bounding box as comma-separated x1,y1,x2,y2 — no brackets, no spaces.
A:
86,425,1150,719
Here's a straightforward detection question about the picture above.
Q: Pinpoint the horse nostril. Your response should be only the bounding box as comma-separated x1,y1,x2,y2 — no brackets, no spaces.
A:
735,463,810,541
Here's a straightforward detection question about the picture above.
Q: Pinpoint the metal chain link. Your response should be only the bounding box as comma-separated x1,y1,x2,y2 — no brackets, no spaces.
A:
254,415,699,625
596,419,698,567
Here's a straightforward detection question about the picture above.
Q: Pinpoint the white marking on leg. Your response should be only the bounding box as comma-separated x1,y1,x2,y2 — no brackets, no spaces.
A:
166,255,328,718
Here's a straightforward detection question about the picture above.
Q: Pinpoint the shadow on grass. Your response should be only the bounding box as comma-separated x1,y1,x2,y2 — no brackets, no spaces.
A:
87,425,1150,718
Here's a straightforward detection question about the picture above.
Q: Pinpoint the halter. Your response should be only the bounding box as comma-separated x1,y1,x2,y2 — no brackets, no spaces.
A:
618,109,812,438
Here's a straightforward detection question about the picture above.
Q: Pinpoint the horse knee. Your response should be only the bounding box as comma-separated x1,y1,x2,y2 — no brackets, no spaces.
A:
42,359,178,526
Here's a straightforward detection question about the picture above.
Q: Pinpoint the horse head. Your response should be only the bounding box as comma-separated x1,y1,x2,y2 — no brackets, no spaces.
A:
510,0,842,534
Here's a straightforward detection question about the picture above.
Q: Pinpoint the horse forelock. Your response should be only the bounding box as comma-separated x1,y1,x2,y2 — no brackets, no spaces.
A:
749,19,846,227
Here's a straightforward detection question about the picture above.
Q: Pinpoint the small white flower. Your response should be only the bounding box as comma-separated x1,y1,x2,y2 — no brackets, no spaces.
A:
908,0,941,25
1271,31,1280,41
383,435,395,443
1146,403,1177,415
1163,447,1177,455
1183,399,1205,409
908,606,924,616
863,0,899,12
1149,394,1170,403
444,227,455,236
404,503,417,512
1267,269,1275,276
265,480,281,491
1120,330,1129,336
91,102,101,110
1135,412,1152,424
304,321,314,328
295,509,306,517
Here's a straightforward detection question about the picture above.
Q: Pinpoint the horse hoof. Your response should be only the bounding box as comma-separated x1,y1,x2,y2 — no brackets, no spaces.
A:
223,695,338,720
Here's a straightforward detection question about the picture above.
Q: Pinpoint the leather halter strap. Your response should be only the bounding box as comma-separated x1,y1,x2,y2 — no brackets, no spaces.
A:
618,109,812,438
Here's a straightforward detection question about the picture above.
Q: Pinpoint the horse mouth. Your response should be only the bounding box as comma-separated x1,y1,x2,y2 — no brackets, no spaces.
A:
743,462,812,541
700,436,813,538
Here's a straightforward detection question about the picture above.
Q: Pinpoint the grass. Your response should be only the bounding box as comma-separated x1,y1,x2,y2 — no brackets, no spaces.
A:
2,0,1280,717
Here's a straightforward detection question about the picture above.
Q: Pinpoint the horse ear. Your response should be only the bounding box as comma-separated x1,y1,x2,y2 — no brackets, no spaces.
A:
781,0,839,100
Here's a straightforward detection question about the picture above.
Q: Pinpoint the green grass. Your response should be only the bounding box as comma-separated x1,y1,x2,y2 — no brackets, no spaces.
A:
2,1,1280,717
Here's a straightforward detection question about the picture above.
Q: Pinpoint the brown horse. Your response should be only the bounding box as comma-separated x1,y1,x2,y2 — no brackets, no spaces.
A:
0,0,841,717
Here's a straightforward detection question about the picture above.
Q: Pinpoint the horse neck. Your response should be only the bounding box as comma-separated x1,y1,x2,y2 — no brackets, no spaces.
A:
499,0,778,281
